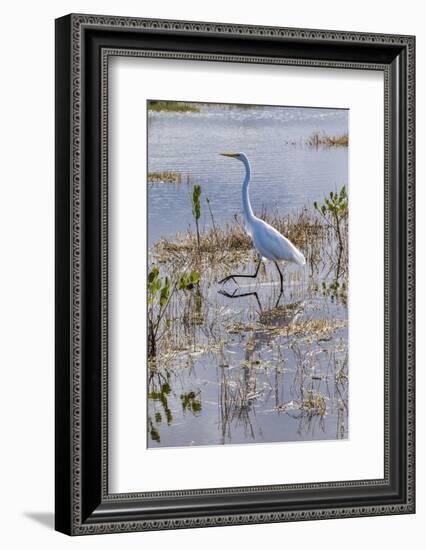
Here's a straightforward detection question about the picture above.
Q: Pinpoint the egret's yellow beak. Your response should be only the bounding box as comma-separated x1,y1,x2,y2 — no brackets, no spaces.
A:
220,153,239,157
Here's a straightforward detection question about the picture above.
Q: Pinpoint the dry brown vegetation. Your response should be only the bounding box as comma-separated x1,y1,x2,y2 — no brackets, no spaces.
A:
284,132,348,148
148,171,199,184
148,171,182,184
276,391,327,417
228,317,346,342
152,208,328,272
148,101,200,112
307,132,348,147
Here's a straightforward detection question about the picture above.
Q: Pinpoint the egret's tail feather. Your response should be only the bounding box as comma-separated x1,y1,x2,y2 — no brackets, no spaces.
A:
294,249,306,266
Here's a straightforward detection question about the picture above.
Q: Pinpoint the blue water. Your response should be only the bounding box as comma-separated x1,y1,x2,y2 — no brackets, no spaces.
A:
148,104,348,246
147,103,349,448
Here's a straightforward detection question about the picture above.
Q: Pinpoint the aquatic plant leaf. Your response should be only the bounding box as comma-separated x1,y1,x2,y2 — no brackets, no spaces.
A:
191,400,202,413
148,391,161,400
152,279,161,292
148,277,161,299
160,276,170,306
161,382,171,395
148,266,159,284
150,426,160,443
165,408,173,425
192,184,202,221
190,271,200,285
178,274,188,290
178,271,200,291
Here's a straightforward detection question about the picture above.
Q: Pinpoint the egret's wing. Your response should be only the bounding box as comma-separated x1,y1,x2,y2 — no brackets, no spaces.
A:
254,220,305,265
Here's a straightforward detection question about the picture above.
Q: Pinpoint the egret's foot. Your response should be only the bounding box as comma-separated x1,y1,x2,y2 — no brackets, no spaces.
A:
218,275,237,285
275,291,284,309
218,288,240,298
218,260,262,287
218,288,262,311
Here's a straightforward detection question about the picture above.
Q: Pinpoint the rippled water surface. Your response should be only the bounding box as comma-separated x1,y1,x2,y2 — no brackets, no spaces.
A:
147,103,349,448
148,104,348,245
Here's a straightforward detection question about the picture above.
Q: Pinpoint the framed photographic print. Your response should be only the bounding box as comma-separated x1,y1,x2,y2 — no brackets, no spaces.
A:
55,14,415,535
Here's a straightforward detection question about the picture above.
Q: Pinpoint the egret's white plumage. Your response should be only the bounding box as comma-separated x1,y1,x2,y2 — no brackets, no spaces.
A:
252,218,305,265
219,152,305,290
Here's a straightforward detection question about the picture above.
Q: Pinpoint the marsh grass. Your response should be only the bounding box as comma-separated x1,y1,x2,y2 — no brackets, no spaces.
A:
276,391,327,417
148,171,182,184
307,132,348,147
149,101,268,113
218,365,261,441
284,132,348,148
148,101,200,113
147,200,348,446
152,207,333,274
148,172,199,186
147,285,349,443
147,286,230,370
147,202,348,376
270,340,347,439
228,317,346,341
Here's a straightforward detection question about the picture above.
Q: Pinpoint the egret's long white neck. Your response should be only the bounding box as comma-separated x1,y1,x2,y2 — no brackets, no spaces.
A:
241,157,255,228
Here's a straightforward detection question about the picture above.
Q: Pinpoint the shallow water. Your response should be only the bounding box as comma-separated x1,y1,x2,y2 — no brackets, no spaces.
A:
148,265,348,448
147,103,348,448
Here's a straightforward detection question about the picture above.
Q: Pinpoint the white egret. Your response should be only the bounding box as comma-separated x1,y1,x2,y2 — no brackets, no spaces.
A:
218,152,306,292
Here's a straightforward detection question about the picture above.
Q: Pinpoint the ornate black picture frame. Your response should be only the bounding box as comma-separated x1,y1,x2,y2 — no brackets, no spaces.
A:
55,13,415,535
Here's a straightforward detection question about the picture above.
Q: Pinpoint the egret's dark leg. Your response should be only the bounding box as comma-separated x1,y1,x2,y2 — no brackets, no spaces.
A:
218,288,262,312
274,262,284,292
274,290,283,309
218,259,262,285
